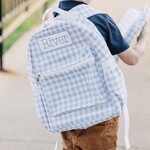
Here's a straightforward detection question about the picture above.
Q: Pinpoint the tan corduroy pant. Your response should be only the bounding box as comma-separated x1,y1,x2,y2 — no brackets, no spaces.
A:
61,116,119,150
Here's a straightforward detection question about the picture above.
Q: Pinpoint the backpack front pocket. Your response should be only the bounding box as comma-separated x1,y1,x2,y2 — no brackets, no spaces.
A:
37,57,108,117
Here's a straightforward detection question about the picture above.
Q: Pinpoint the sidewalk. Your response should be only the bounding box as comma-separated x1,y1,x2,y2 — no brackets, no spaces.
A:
0,2,59,150
0,1,150,150
0,27,58,150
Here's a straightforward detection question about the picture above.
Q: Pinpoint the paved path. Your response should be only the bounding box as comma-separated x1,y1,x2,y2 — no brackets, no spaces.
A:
0,27,57,150
0,0,150,150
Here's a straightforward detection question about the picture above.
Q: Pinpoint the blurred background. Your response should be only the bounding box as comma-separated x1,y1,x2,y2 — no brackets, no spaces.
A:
0,0,150,149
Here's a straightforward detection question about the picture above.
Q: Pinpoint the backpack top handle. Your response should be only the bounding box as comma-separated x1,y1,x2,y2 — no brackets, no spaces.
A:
42,7,79,26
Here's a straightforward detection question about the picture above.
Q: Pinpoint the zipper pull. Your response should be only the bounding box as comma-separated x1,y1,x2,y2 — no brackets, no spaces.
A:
36,74,41,84
35,74,41,93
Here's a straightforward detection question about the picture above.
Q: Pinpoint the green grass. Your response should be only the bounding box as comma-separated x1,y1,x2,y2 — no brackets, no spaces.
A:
3,0,55,53
3,13,21,29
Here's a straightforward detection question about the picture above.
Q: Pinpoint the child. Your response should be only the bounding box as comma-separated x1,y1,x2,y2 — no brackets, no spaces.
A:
54,0,149,149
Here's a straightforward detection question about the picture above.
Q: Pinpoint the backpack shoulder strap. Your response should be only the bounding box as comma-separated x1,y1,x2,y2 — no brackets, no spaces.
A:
69,4,105,35
70,4,103,19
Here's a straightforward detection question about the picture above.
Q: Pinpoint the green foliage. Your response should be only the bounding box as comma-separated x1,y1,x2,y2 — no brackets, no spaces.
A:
3,0,55,53
3,13,21,29
2,0,5,17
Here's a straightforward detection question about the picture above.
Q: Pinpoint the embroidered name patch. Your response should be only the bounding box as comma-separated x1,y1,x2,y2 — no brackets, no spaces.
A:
38,31,73,52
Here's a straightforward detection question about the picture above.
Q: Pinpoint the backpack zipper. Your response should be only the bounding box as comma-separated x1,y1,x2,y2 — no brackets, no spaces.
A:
37,57,93,79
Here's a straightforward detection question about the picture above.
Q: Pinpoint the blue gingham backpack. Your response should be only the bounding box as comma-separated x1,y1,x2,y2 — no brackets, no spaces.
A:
27,4,149,149
28,4,127,131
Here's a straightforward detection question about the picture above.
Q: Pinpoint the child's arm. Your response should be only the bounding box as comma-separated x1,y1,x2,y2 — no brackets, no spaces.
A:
118,23,149,66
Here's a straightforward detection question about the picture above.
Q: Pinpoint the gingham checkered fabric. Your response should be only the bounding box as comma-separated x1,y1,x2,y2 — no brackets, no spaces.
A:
27,4,149,132
118,6,150,44
115,6,150,63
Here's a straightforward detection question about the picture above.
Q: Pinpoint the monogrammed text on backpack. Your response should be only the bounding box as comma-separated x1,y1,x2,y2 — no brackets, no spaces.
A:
38,31,73,52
